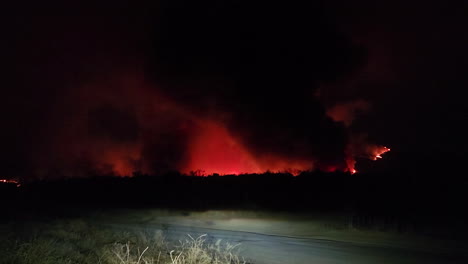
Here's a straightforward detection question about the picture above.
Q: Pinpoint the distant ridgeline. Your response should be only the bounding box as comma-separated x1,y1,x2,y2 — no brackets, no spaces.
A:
1,171,466,217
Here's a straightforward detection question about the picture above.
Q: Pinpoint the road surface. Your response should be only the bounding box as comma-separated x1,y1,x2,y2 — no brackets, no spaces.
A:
102,214,467,264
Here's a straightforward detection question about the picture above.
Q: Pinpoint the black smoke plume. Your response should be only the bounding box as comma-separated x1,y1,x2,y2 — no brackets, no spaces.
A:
148,0,366,170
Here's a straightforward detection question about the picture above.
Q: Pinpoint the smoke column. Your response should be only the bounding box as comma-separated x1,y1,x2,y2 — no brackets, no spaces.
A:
3,1,390,179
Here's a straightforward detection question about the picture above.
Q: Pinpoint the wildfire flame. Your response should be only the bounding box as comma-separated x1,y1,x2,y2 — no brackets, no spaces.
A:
183,121,392,176
0,179,21,187
370,146,391,161
345,144,391,175
182,120,313,175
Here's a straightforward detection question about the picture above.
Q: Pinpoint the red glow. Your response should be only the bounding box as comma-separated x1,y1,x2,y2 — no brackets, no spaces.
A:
100,145,141,176
326,100,370,127
36,71,391,177
183,121,392,176
345,155,357,174
183,120,313,175
183,121,262,175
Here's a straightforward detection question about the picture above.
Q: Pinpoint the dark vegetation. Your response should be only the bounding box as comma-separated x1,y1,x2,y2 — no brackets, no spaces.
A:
2,170,467,240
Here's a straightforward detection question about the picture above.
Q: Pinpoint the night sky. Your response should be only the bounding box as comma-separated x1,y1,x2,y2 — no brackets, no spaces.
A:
2,0,467,180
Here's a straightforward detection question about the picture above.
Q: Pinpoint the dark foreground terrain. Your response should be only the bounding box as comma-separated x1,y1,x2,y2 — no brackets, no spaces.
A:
1,209,468,264
1,171,468,263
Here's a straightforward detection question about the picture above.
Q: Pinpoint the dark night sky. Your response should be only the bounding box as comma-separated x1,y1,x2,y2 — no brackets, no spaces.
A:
1,0,467,179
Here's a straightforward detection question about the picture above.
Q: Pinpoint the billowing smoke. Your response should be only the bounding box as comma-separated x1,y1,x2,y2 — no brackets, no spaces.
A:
147,0,368,173
3,0,390,179
326,100,371,127
30,72,195,178
325,100,390,173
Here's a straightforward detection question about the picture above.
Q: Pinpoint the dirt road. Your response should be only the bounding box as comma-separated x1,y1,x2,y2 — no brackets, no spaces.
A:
103,212,467,264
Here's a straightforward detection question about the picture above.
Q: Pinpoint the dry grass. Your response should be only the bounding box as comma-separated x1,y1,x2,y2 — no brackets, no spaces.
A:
0,219,248,264
106,233,246,264
169,234,245,264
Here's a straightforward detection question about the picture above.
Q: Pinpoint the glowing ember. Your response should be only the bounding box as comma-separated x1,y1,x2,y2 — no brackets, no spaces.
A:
0,179,21,187
345,146,357,174
370,146,391,161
